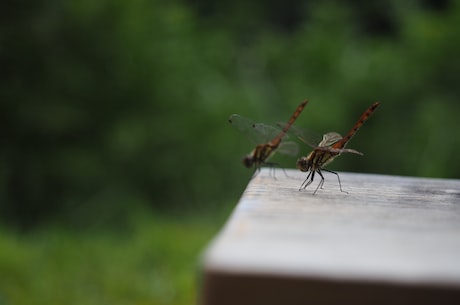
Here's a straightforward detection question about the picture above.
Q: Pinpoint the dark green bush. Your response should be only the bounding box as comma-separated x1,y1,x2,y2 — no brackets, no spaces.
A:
1,0,459,228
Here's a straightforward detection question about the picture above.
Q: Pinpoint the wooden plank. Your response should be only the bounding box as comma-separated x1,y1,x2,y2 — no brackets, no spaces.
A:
200,169,460,305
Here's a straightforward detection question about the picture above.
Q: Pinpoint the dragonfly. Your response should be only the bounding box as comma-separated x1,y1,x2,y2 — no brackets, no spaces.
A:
229,100,309,175
296,101,381,194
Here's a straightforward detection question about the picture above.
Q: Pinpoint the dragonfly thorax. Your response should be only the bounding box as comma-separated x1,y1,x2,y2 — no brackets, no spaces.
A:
297,149,338,172
243,144,274,169
296,150,316,172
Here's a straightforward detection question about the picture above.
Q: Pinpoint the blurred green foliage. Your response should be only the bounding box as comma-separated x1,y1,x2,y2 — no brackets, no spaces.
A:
0,212,219,305
1,0,460,229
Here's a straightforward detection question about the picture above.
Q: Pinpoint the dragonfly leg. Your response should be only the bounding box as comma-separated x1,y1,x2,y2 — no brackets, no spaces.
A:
300,170,314,191
251,166,261,179
313,169,325,195
323,169,348,194
270,165,279,180
267,164,276,180
250,163,290,180
265,162,291,179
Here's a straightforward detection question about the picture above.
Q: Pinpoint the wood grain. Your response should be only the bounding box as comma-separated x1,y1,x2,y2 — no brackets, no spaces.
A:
200,169,460,305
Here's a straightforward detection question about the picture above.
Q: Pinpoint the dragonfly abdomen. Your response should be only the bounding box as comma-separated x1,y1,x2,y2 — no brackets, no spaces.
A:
270,100,308,148
333,101,381,149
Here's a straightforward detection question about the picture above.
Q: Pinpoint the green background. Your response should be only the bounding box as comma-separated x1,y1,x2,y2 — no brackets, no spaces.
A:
1,0,459,304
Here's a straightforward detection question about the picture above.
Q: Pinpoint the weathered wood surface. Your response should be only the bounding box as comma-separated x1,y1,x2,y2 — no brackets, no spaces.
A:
200,169,460,305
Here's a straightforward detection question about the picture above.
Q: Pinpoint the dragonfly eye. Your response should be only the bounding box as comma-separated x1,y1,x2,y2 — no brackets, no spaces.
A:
243,155,254,168
296,157,309,172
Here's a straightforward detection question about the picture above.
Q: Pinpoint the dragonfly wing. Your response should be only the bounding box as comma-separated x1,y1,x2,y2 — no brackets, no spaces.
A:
319,132,342,147
315,146,363,156
252,122,285,143
277,123,322,148
330,147,364,155
318,132,363,155
277,141,299,156
229,114,281,144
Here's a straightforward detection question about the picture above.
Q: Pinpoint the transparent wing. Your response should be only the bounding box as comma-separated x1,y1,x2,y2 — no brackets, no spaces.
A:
337,148,363,155
229,114,283,144
318,132,342,147
278,123,322,148
277,141,299,156
315,146,363,155
252,122,287,142
315,132,363,154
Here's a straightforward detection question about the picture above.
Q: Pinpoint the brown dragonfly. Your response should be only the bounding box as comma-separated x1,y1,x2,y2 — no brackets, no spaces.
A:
229,100,308,175
296,101,380,194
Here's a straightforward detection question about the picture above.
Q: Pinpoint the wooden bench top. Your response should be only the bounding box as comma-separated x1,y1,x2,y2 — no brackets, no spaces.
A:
200,169,460,305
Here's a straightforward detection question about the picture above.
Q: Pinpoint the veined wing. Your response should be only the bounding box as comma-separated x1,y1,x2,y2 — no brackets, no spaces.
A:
318,132,342,147
317,132,363,155
282,125,362,156
252,123,300,156
276,140,299,156
279,123,322,149
230,100,308,148
229,114,283,144
315,145,363,155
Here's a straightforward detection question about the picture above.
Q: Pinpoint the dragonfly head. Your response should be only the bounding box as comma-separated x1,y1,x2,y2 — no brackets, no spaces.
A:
243,155,254,168
296,156,311,172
